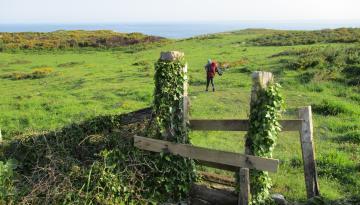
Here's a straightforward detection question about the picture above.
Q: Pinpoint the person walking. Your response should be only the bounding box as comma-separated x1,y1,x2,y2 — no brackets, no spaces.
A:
205,59,218,92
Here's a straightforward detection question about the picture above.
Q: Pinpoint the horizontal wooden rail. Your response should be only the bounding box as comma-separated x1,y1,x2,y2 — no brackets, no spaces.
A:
199,171,236,186
134,135,279,172
189,119,302,131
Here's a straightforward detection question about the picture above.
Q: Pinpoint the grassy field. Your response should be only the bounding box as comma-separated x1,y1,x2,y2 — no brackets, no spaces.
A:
0,29,359,203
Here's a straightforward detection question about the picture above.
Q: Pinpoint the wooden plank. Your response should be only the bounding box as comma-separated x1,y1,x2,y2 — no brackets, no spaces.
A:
190,184,238,205
134,135,279,172
189,119,302,131
199,171,236,187
299,106,320,199
238,168,250,205
197,160,240,172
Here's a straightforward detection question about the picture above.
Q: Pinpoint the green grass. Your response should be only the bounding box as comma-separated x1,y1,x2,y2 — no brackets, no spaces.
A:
0,30,359,202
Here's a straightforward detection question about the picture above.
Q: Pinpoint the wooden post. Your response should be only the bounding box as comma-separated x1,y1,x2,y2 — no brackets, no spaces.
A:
238,168,250,205
159,51,188,142
183,64,190,142
245,71,273,155
299,106,320,198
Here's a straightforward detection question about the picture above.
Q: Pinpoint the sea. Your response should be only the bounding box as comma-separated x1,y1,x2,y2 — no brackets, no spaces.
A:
1,20,360,39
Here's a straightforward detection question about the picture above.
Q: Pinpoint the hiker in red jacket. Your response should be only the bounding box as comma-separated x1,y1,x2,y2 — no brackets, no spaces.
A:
205,59,218,92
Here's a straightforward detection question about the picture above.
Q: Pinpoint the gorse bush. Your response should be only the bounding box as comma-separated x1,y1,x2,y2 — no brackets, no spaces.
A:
31,67,54,78
249,28,360,46
3,67,54,80
219,58,248,69
0,30,165,51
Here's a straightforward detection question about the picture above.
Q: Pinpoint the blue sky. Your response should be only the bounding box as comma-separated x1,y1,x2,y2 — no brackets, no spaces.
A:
1,0,360,23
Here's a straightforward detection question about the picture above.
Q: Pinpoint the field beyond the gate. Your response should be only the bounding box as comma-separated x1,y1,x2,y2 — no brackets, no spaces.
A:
0,29,359,202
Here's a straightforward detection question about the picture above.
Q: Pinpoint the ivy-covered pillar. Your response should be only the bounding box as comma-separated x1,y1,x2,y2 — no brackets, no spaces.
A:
245,71,283,204
153,51,189,143
151,51,196,201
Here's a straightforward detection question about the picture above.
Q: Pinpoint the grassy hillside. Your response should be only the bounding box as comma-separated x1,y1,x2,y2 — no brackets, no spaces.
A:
0,29,359,203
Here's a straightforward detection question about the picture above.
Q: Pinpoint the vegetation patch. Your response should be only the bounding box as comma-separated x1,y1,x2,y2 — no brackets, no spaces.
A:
132,60,150,66
57,61,85,68
277,46,360,86
312,100,350,116
0,159,17,204
0,30,165,51
342,64,360,86
3,67,54,80
219,58,248,70
317,151,359,190
7,59,32,65
150,56,196,200
336,131,360,144
249,28,360,46
0,109,197,204
133,60,152,74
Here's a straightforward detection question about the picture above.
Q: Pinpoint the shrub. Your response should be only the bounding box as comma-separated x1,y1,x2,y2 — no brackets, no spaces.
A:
3,67,54,80
219,58,248,69
249,28,360,46
279,46,360,86
0,159,17,204
342,64,360,86
7,72,31,80
350,94,360,103
0,30,166,51
31,67,54,78
312,100,349,116
299,72,315,83
287,55,325,70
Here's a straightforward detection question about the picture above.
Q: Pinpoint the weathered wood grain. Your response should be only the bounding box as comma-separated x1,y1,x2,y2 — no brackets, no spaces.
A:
134,135,279,172
299,106,320,198
238,168,250,205
189,119,302,131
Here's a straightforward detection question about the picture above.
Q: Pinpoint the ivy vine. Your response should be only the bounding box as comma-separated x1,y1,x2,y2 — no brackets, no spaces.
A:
245,82,284,205
148,56,196,201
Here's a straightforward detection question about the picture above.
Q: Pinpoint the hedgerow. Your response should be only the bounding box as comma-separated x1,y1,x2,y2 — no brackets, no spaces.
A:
249,28,360,46
0,30,166,51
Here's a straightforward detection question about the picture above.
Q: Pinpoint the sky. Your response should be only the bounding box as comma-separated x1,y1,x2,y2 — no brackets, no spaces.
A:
1,0,360,23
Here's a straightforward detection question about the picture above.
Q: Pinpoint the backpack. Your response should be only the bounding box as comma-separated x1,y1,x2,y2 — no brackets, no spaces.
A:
210,62,216,73
217,67,223,76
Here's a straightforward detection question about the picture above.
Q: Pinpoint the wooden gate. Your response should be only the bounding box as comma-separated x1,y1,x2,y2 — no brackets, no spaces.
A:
134,52,320,205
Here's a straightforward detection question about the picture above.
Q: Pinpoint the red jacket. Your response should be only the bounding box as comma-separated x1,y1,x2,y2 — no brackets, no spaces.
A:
206,62,218,78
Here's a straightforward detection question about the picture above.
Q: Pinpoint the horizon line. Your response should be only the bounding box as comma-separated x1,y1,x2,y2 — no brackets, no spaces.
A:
2,19,360,25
